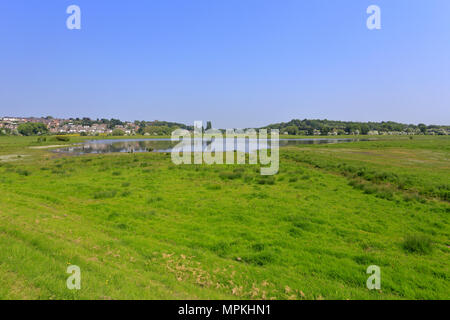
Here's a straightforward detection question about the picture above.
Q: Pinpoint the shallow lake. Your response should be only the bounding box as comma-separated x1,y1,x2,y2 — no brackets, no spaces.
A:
54,138,367,155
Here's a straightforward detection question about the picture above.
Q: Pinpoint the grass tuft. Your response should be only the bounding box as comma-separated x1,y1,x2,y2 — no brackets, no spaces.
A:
402,235,433,254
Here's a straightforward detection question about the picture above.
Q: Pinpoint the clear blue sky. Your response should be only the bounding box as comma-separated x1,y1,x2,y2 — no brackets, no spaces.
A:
0,0,449,127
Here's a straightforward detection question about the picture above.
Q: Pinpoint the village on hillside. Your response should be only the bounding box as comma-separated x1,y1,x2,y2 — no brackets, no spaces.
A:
0,116,137,135
0,116,191,136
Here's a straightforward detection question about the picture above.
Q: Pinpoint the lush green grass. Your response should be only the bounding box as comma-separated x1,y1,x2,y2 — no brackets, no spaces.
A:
0,136,448,300
283,136,450,201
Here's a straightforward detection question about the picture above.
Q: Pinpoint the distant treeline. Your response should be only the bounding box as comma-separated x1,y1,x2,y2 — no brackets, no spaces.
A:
262,119,449,135
66,117,191,129
2,117,449,136
135,120,194,135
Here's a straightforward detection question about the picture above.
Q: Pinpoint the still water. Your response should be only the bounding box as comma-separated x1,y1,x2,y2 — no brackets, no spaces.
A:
54,138,366,155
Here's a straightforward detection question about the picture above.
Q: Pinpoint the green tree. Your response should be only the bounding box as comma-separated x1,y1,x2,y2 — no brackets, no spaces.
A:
418,123,427,134
360,124,370,135
108,118,123,129
112,128,125,136
17,122,48,136
320,126,331,135
284,125,299,135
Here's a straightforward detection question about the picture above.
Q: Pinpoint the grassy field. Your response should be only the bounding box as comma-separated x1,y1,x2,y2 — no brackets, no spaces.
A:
0,135,448,299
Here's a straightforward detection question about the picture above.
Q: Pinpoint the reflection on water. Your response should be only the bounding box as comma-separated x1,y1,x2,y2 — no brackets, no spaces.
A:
54,138,366,155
